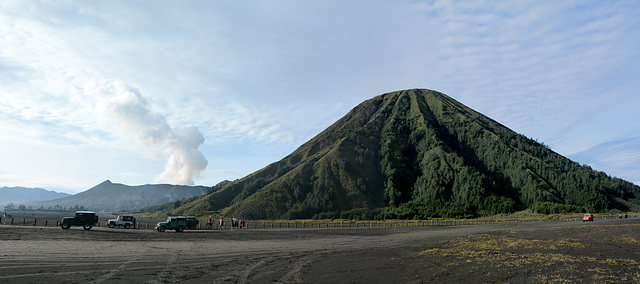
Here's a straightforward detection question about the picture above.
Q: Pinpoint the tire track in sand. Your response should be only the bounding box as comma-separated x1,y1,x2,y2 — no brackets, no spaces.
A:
90,256,139,284
278,253,320,283
238,257,272,284
144,253,179,284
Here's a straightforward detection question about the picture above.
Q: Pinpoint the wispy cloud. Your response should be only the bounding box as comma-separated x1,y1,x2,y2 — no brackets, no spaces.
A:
570,134,640,185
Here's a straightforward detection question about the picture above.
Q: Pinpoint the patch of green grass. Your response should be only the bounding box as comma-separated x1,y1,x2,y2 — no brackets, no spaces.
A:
436,234,586,250
421,233,640,283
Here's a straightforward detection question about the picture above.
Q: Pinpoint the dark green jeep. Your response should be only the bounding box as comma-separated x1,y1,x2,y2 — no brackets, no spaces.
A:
60,211,99,230
155,216,187,232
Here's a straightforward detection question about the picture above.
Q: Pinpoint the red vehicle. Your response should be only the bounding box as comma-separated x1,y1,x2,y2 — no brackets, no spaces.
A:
583,213,594,222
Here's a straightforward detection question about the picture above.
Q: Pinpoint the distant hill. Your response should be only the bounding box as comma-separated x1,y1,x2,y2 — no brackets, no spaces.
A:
0,186,70,205
24,180,209,212
169,89,640,219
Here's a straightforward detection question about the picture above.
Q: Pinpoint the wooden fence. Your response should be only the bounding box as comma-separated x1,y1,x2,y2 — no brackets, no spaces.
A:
0,217,105,227
1,215,632,230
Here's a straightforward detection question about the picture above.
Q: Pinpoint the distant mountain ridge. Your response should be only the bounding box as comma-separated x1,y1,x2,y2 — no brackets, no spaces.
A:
24,180,209,212
168,89,640,219
0,186,70,205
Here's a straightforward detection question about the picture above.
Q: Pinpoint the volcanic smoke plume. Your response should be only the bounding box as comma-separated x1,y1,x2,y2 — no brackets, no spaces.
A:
84,79,208,185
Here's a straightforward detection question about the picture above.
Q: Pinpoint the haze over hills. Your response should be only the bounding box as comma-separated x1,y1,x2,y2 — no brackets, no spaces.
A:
163,89,640,220
23,180,209,212
0,186,70,206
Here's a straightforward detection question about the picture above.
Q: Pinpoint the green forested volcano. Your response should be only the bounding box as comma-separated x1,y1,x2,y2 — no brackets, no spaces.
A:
172,89,640,219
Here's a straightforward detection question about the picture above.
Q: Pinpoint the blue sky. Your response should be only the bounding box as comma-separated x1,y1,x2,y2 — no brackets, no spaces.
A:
1,1,639,194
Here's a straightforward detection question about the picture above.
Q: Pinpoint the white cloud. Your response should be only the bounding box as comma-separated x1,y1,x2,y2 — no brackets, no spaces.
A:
81,78,209,185
570,134,640,185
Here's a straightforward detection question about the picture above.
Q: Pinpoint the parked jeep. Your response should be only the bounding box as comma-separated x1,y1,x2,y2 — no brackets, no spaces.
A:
186,216,199,229
107,215,136,229
583,213,594,222
61,211,99,230
155,216,187,232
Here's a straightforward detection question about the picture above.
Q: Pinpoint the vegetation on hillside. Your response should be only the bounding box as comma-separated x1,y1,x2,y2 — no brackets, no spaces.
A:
159,89,640,219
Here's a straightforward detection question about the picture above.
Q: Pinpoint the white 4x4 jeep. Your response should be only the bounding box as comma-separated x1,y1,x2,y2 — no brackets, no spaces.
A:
107,215,136,229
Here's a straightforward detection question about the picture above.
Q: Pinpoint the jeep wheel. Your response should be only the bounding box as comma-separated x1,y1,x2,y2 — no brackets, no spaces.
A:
176,226,184,233
61,222,71,229
124,223,131,229
108,222,115,228
158,226,166,232
83,224,93,230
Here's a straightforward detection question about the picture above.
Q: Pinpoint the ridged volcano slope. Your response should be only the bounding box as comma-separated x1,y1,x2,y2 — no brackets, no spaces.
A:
174,89,640,219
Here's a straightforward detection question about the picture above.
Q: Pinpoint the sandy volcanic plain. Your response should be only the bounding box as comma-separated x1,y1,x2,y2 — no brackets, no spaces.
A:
1,216,639,283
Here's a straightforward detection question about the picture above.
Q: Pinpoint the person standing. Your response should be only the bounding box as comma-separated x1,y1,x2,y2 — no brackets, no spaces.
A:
219,216,224,230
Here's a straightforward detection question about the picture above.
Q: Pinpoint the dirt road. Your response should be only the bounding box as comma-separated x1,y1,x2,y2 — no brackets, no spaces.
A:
1,218,639,283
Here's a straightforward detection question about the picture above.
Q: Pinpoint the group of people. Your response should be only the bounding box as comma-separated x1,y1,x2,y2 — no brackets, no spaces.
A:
230,217,245,229
206,216,245,230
